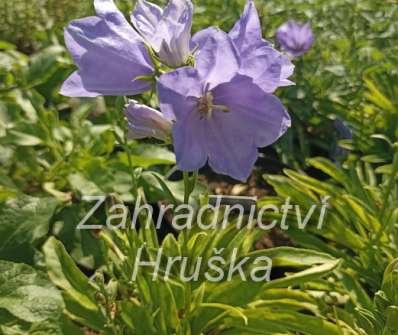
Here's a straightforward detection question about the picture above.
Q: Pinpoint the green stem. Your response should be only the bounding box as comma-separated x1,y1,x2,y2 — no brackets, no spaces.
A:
181,171,198,327
114,98,138,199
182,171,197,247
123,138,138,198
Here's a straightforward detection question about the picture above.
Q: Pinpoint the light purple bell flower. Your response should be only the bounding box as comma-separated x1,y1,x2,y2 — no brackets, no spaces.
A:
276,20,314,57
61,0,154,97
157,30,291,181
131,0,193,68
125,100,174,141
191,0,294,94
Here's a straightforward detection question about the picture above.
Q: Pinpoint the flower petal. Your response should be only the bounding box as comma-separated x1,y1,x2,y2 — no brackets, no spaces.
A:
212,74,291,149
191,26,218,50
61,71,100,97
131,0,163,41
125,101,173,141
195,29,240,89
227,0,294,92
172,111,208,171
229,0,267,55
206,113,258,181
61,0,153,97
94,0,125,17
279,55,295,86
239,42,295,92
150,0,193,67
205,74,280,181
157,67,202,120
202,74,291,180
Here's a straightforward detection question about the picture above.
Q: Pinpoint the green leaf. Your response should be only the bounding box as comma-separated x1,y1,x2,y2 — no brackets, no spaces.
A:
382,259,398,305
148,171,179,205
0,195,58,263
0,40,16,50
283,169,341,197
141,171,206,204
339,271,373,310
307,157,350,185
222,308,345,335
119,143,176,168
0,260,64,332
5,130,42,146
264,259,341,290
0,319,65,335
67,173,103,196
361,155,389,164
246,247,337,268
13,90,38,122
386,306,398,330
43,237,106,332
119,300,158,335
26,46,65,87
162,233,181,258
191,249,340,334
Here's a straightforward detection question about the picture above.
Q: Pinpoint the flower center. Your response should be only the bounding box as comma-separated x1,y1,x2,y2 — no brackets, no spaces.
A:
197,92,214,119
197,92,229,120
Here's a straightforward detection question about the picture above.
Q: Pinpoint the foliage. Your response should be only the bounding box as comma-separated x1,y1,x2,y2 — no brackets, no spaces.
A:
43,230,343,334
0,260,72,335
260,153,398,334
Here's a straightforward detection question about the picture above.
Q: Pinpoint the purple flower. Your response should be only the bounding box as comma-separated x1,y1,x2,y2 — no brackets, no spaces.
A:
276,21,314,57
61,0,154,97
157,30,291,181
192,0,294,94
125,100,173,141
131,0,193,67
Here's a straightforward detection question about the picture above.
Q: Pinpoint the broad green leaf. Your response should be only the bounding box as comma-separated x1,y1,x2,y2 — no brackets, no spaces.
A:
0,195,58,263
0,260,64,332
26,46,65,87
68,173,103,196
119,143,176,168
13,90,38,122
0,319,64,335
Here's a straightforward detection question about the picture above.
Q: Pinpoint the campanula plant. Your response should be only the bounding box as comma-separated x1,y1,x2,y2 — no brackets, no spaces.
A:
61,0,294,182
